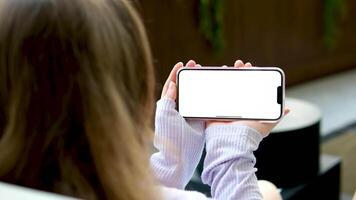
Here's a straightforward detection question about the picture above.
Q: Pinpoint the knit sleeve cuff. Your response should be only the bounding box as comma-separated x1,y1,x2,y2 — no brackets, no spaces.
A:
205,124,263,151
156,98,176,111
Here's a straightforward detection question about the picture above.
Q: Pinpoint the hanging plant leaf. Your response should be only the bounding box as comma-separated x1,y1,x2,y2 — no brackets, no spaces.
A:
199,0,224,53
323,0,345,49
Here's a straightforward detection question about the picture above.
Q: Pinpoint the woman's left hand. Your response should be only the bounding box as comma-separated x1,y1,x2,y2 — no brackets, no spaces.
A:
161,60,199,100
206,60,290,137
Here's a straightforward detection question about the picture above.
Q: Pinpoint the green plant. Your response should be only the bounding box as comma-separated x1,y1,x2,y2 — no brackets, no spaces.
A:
323,0,345,49
199,0,224,53
198,0,345,51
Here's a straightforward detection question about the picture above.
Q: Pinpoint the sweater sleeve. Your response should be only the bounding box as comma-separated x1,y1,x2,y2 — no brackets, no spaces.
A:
201,125,264,200
150,98,205,189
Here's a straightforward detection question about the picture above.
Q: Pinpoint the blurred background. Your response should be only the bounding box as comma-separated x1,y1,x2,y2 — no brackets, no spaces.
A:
139,0,356,87
138,0,356,199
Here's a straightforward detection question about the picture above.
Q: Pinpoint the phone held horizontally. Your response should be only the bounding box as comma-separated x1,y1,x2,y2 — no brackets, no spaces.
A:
177,66,285,121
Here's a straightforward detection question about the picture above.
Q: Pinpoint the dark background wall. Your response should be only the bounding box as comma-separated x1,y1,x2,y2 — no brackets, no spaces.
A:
138,0,356,90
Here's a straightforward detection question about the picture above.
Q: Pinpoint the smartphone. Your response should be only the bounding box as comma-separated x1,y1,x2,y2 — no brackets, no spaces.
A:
177,67,285,121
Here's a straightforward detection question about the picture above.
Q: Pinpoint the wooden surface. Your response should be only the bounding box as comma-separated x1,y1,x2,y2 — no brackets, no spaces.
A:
137,0,356,88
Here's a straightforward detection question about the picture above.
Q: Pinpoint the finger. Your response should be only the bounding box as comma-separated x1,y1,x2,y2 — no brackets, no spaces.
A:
245,62,252,67
168,62,184,83
260,108,290,125
161,62,183,98
186,60,196,67
234,60,244,68
260,123,278,132
206,120,234,127
196,64,202,67
284,108,290,115
222,65,228,68
164,81,177,100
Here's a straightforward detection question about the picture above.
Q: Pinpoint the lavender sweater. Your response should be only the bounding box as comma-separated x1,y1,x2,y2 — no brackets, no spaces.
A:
150,98,264,200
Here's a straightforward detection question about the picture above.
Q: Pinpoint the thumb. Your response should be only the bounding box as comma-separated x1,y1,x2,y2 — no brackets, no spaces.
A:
165,81,177,100
284,108,290,116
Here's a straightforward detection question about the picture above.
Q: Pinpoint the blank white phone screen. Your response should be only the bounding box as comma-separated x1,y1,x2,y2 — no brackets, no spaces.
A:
178,69,283,120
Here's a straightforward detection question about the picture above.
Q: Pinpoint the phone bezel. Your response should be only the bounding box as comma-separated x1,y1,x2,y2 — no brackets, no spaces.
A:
176,67,285,121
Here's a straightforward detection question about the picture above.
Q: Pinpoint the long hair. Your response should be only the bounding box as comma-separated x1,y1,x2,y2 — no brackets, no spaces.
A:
0,0,156,199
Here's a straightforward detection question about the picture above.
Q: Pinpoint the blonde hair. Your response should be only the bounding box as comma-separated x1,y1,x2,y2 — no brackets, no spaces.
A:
0,0,156,199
